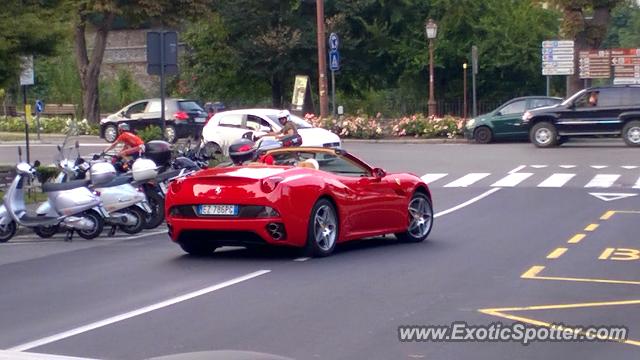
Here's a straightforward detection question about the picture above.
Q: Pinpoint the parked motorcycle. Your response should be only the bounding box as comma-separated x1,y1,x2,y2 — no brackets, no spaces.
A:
0,161,104,242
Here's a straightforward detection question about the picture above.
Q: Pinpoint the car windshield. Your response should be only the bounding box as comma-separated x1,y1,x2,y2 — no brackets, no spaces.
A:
267,114,313,129
178,101,204,112
270,151,369,176
562,89,586,106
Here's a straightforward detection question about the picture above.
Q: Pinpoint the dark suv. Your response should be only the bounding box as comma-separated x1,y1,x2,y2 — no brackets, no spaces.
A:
100,98,208,143
522,85,640,147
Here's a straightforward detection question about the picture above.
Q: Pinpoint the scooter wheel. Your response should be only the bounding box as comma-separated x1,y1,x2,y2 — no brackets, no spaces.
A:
34,224,60,238
77,210,104,240
119,206,146,235
143,189,164,230
0,221,17,243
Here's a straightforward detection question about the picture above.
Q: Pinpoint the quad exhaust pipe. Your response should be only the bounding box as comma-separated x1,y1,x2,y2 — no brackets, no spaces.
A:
266,222,285,240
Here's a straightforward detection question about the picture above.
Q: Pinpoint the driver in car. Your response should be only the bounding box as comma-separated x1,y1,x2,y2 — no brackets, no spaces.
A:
103,123,145,160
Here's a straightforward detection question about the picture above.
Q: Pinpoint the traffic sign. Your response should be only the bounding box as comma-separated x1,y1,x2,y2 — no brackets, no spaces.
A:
579,50,611,79
541,40,574,76
329,50,340,71
329,33,339,51
35,100,44,113
611,48,640,84
20,56,34,86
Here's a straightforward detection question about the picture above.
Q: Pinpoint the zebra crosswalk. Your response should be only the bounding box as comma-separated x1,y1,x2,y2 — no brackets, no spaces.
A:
421,169,640,189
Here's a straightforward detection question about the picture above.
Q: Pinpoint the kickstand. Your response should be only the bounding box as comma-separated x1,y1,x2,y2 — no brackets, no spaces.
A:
65,230,74,242
108,225,117,237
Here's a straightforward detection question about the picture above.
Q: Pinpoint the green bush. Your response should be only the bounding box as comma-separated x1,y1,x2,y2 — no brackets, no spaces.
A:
137,126,164,142
0,116,98,135
35,166,60,184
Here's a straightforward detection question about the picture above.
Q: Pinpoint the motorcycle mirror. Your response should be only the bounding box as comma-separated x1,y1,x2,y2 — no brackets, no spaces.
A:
75,140,80,149
33,160,41,168
18,147,22,156
57,145,61,152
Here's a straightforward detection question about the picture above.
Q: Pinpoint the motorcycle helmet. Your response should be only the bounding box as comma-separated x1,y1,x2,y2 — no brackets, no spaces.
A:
277,110,290,125
118,123,130,133
229,138,256,165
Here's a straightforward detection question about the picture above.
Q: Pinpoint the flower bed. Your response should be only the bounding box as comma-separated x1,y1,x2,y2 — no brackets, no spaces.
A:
0,116,98,136
304,113,465,139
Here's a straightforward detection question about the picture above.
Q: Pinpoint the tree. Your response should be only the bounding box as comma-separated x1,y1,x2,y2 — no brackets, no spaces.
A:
0,1,63,88
183,0,316,108
548,0,624,95
63,0,210,122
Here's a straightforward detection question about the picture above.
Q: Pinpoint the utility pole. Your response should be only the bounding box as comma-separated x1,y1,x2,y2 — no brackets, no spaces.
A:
316,0,329,117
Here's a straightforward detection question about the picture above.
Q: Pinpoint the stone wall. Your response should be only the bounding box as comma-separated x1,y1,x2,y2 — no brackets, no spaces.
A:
97,29,182,96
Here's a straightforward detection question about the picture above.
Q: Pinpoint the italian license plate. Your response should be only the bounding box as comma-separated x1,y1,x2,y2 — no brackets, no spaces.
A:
195,117,206,123
198,204,238,216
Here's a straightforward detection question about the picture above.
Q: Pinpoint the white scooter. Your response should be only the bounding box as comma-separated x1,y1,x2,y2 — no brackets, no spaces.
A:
0,162,104,242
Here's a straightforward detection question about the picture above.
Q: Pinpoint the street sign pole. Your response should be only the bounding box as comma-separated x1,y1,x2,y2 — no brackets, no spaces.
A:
331,70,336,117
22,85,30,165
329,33,340,118
471,46,478,118
546,76,550,96
159,31,166,140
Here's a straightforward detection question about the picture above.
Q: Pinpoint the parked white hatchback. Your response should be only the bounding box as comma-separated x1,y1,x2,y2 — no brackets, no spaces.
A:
201,109,342,155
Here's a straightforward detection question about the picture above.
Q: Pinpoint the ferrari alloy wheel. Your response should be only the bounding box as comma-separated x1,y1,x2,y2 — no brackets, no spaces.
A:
396,192,433,243
305,199,338,257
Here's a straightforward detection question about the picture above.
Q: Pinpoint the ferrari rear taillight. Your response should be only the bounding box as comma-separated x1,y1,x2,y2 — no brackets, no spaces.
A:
261,176,284,193
174,111,189,120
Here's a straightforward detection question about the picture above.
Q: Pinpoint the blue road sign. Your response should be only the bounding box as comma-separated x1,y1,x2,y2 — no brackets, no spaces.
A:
329,50,340,71
329,33,339,50
35,100,44,113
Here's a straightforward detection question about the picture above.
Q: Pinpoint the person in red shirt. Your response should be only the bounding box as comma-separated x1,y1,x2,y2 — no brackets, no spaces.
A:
104,123,145,159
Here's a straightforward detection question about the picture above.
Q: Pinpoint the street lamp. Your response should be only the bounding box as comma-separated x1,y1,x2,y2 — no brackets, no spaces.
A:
463,63,468,119
425,19,438,117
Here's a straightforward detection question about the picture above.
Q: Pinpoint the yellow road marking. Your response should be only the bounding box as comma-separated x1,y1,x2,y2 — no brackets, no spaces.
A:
521,265,640,285
600,211,616,220
584,224,599,232
546,247,568,259
479,300,640,347
567,233,586,244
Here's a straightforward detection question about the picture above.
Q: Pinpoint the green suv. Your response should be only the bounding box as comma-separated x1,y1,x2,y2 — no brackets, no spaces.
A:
464,96,562,143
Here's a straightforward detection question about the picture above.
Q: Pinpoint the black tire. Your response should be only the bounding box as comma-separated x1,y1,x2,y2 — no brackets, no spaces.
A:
303,199,338,257
34,224,60,238
622,120,640,146
143,188,165,229
119,206,146,234
179,240,218,256
395,192,433,243
0,221,17,243
473,126,493,144
77,209,104,240
530,121,558,148
165,125,177,144
104,124,118,143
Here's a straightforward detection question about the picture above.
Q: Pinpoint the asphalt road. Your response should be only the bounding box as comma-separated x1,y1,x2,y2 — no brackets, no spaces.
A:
1,137,639,359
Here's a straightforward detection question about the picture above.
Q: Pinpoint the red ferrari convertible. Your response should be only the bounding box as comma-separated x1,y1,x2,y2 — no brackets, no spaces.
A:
165,147,433,257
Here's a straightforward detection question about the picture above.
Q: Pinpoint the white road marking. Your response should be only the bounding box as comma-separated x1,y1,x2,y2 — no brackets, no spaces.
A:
0,349,98,359
434,188,501,218
590,165,608,169
537,173,576,188
420,173,448,184
508,165,526,174
8,270,271,351
589,192,638,202
622,165,638,170
293,257,310,262
559,165,576,169
584,174,620,188
530,165,547,169
633,176,640,189
7,230,168,244
443,173,490,187
491,173,533,187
